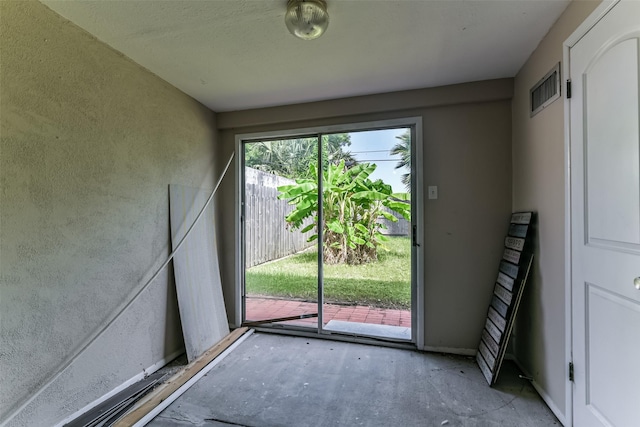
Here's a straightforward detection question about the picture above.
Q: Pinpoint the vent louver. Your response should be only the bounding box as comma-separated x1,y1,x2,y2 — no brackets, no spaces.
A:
530,62,561,117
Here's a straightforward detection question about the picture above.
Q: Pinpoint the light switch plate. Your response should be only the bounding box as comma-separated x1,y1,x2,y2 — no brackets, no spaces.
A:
428,186,438,200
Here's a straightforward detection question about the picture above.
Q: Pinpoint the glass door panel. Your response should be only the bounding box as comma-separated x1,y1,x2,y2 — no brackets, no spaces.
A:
320,129,413,341
242,136,319,329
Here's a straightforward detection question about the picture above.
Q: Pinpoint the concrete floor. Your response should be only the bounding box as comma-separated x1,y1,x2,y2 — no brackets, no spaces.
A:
149,333,559,427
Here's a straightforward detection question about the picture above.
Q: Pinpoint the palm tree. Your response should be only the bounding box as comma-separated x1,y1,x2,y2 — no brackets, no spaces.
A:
390,130,411,192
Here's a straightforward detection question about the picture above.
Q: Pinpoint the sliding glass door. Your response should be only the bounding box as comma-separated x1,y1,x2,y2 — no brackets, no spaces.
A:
239,121,419,344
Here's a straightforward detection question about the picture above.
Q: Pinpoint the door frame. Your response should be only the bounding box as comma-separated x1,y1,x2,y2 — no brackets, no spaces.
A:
563,1,620,425
234,117,424,349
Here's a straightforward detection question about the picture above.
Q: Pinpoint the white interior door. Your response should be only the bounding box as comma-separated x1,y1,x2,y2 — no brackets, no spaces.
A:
570,1,640,426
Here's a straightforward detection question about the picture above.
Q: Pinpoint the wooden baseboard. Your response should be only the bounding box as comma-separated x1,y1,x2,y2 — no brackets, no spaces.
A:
54,348,185,427
113,327,250,427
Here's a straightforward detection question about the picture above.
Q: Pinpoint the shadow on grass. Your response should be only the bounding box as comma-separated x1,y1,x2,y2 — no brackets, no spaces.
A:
283,244,406,265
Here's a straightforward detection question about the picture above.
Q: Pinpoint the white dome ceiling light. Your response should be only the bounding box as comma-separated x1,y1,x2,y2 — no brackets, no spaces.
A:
285,0,329,41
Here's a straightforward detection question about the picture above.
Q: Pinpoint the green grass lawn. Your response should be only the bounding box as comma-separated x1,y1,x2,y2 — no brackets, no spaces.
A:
246,236,411,309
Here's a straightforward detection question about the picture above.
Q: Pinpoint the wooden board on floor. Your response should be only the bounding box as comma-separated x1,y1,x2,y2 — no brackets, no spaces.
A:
113,327,249,427
169,184,229,362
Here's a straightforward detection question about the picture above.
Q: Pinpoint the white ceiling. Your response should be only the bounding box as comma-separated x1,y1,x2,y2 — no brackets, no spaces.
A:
42,0,570,112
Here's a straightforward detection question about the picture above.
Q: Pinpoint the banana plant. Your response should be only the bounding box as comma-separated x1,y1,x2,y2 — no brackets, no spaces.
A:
278,160,410,265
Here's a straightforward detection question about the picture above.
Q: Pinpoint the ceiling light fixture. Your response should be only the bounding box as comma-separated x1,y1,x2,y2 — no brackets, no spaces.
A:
285,0,329,41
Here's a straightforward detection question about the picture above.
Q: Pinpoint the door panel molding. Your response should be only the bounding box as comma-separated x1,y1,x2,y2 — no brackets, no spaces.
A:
584,281,640,426
586,238,640,255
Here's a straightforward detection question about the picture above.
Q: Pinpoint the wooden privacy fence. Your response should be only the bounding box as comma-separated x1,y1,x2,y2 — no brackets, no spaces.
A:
244,168,314,268
244,168,410,268
379,206,410,236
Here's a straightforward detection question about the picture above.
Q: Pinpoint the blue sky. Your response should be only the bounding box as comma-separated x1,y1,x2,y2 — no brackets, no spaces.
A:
344,128,409,193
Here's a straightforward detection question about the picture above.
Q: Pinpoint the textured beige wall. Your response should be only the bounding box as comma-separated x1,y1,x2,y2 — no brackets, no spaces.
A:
218,79,513,129
0,2,219,424
217,81,513,351
511,0,600,421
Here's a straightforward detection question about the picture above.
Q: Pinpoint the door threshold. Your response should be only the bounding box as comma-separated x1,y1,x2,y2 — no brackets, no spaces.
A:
250,324,416,350
324,320,411,341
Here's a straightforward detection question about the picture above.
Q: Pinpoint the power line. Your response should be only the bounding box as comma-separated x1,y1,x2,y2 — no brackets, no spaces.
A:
349,149,394,154
354,159,405,163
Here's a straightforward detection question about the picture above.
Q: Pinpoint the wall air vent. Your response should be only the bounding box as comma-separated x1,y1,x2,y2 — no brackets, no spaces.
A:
530,62,561,117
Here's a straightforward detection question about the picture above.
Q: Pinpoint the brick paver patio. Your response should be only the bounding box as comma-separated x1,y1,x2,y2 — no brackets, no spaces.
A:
245,297,411,328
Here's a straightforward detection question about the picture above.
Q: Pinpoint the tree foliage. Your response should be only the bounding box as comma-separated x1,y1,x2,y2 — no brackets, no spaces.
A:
278,160,411,265
245,134,355,179
390,130,411,192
